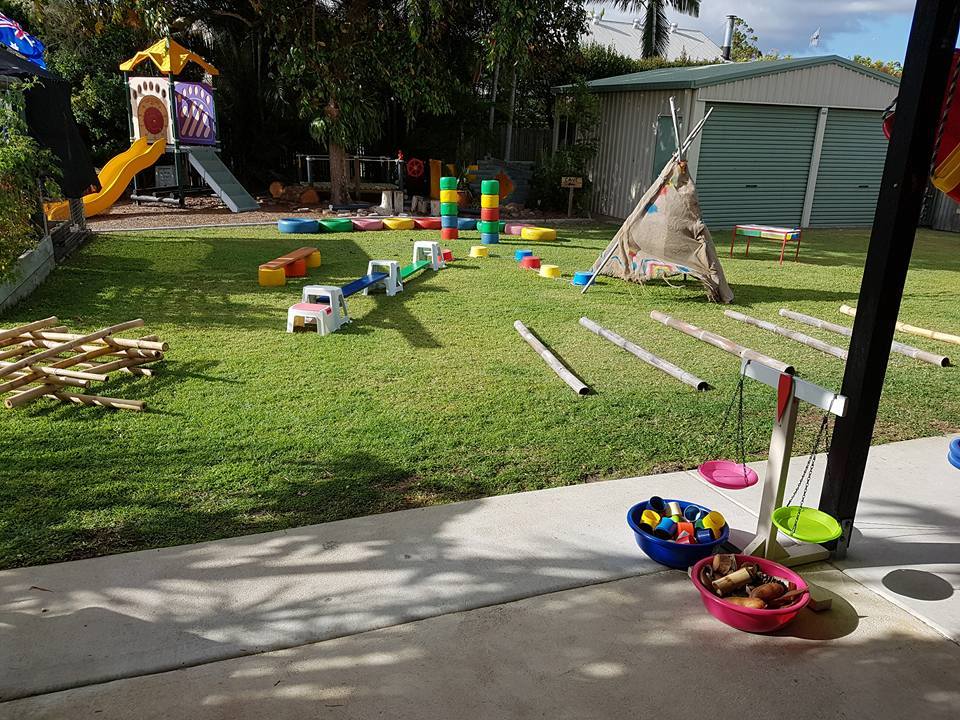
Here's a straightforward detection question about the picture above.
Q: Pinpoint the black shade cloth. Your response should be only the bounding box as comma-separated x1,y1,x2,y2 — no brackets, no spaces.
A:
1,45,98,198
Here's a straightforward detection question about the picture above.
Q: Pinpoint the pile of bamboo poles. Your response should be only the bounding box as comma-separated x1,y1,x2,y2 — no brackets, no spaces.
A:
0,317,167,411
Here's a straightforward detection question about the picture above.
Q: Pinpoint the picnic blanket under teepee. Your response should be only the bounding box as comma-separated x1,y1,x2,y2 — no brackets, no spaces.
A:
591,159,734,303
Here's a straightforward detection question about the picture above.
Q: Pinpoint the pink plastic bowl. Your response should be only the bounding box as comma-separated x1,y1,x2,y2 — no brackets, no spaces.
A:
690,554,810,633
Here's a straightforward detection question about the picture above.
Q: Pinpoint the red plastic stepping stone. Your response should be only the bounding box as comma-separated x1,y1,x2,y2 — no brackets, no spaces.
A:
285,258,308,277
413,217,442,230
480,208,499,221
441,249,454,262
440,228,459,241
519,256,541,270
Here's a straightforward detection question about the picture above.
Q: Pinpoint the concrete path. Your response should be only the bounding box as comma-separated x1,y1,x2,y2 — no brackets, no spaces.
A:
4,566,959,720
1,435,958,710
0,470,757,700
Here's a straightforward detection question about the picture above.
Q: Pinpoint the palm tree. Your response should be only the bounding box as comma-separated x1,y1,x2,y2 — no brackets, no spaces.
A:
612,1,701,58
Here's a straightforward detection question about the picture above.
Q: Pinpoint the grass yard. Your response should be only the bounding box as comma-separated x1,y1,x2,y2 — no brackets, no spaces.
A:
1,223,958,568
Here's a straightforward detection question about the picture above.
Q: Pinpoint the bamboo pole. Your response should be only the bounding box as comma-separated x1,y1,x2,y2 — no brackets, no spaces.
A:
514,321,589,395
14,331,168,352
48,391,145,412
1,373,86,390
579,317,710,391
0,317,59,342
649,311,794,373
779,308,949,367
0,319,145,378
840,304,960,346
20,338,164,359
723,309,848,361
87,356,157,375
5,383,59,408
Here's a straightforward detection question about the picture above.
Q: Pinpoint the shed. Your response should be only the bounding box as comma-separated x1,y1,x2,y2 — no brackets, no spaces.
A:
555,56,899,227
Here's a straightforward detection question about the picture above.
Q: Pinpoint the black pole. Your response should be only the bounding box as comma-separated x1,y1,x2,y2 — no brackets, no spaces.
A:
820,0,960,556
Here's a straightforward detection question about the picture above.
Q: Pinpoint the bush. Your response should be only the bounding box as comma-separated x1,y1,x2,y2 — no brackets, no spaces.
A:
0,84,60,281
527,79,598,215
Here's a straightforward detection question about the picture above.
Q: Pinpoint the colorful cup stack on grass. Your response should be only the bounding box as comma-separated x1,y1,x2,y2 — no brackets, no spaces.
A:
479,179,500,244
439,176,459,242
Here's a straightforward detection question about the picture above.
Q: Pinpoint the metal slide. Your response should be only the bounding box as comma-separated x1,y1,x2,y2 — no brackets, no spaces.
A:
185,147,258,212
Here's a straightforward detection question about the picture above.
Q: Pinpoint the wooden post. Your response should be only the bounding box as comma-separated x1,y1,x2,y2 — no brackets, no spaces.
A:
649,311,794,373
514,321,589,395
822,0,960,556
723,310,848,361
780,308,949,367
579,317,709,391
839,304,960,346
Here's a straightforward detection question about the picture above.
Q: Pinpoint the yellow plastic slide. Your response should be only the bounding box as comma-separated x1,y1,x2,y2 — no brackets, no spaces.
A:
45,138,167,221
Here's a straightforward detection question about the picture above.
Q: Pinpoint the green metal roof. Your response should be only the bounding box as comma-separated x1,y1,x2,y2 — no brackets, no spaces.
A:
553,55,900,94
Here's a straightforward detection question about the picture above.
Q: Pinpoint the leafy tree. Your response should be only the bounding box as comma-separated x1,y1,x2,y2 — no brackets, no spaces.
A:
730,17,762,62
0,83,60,280
853,55,903,78
610,0,701,58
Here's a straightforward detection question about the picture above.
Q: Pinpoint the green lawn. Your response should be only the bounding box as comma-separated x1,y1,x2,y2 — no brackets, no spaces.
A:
1,224,958,568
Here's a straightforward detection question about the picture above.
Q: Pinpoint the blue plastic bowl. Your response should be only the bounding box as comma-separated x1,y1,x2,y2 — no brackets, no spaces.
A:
278,218,319,234
458,217,477,231
572,271,593,286
626,498,730,569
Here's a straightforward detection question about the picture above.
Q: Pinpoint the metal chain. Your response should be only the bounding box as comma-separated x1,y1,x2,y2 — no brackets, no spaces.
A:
711,364,747,460
785,396,837,532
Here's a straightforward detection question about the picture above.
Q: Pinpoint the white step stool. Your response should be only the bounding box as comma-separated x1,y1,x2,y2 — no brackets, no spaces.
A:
287,303,336,335
413,240,445,271
301,285,349,330
366,260,402,296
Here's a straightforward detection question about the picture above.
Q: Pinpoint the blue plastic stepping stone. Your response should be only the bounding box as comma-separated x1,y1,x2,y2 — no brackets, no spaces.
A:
572,271,593,286
278,218,319,234
481,233,499,244
441,215,458,229
458,217,477,231
514,249,533,261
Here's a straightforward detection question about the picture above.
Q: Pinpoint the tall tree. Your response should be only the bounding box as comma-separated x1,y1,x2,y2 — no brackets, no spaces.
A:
611,0,701,58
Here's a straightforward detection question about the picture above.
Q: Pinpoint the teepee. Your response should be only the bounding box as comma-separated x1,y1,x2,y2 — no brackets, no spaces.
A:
585,106,733,303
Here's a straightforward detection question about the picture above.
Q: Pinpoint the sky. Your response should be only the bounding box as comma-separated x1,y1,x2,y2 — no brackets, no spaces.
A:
595,1,917,62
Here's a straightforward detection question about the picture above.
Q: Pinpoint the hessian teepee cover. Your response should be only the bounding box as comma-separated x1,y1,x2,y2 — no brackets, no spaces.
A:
591,159,734,303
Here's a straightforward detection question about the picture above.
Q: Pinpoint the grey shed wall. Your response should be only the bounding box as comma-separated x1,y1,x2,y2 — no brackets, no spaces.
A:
590,89,691,218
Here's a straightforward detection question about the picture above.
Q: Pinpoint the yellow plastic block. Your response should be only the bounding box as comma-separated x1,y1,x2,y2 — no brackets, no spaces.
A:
383,217,415,230
521,226,558,241
306,250,322,268
469,245,489,258
440,189,458,203
259,266,286,287
481,194,499,209
538,264,561,279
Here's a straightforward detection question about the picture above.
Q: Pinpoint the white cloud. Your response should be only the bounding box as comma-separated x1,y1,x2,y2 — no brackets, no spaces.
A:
593,1,913,56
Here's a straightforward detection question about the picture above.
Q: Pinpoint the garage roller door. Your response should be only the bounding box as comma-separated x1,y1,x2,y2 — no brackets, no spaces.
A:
695,103,818,227
809,109,887,227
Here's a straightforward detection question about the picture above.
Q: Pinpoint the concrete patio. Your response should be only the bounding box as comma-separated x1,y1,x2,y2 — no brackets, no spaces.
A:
1,435,958,718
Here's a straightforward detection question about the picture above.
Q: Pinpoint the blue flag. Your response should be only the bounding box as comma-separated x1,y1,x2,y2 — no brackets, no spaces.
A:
0,12,46,69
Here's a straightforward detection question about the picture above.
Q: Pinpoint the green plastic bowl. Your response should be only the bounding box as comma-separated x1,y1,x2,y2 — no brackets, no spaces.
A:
772,506,842,544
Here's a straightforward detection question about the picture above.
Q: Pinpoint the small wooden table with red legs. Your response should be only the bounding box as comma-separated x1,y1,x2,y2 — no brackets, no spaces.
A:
730,224,803,265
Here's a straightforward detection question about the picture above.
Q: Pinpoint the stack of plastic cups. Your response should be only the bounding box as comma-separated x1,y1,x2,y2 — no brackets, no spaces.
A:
479,179,500,244
439,177,459,242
